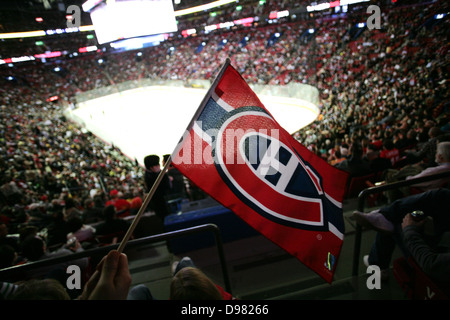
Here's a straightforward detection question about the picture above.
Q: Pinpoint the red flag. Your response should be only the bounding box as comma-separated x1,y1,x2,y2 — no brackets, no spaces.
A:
171,60,349,283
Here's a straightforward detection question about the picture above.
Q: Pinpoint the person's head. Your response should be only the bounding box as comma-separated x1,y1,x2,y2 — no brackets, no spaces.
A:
349,143,363,160
170,267,223,300
340,147,348,157
144,155,160,172
0,223,7,238
52,210,66,222
110,189,119,199
103,204,117,221
428,126,441,139
163,154,171,166
84,198,94,208
18,225,38,244
334,149,342,159
67,216,83,233
21,236,45,261
383,139,395,150
64,196,76,209
0,244,16,269
436,141,450,164
93,193,105,207
407,129,416,139
9,279,70,300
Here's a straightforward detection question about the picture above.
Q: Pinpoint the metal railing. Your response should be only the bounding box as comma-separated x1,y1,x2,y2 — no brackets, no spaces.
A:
0,223,232,294
351,170,450,276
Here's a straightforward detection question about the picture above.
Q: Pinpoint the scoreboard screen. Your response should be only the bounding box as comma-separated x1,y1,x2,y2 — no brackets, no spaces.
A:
86,0,178,45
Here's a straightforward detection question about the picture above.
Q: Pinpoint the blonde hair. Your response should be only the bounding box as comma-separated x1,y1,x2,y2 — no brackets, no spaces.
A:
10,279,70,300
170,267,223,300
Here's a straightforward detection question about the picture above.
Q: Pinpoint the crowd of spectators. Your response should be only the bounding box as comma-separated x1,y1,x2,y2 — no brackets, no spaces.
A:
0,90,147,258
0,0,448,295
299,2,449,165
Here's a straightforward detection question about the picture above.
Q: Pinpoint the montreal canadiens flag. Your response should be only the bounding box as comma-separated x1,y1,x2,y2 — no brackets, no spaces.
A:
171,59,349,283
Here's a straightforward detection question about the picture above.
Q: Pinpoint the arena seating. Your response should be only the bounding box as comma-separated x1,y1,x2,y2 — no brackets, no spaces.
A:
0,0,448,300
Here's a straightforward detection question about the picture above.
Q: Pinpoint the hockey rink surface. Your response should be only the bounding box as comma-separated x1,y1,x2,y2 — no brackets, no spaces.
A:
68,86,319,166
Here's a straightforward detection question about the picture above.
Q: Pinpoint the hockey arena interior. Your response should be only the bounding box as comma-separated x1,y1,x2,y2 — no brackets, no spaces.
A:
0,0,449,304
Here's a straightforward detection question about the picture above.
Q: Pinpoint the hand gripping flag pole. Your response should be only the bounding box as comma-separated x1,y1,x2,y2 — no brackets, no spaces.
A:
117,58,231,254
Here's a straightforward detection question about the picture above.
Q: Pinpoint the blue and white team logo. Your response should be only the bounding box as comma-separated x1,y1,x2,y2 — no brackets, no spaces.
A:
210,106,344,233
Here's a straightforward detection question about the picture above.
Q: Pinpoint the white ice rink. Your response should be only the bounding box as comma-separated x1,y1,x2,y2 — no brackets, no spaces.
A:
67,86,319,166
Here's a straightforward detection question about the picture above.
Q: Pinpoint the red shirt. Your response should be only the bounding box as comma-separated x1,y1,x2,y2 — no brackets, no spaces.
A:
105,198,130,217
380,148,400,166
